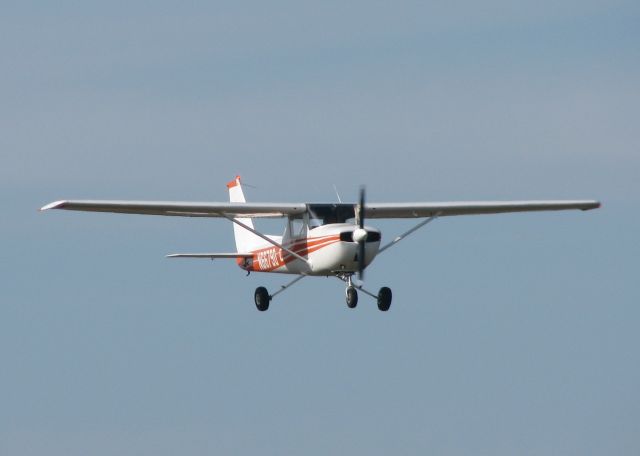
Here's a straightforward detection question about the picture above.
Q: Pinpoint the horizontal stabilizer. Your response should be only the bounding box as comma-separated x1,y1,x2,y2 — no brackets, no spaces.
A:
166,253,253,259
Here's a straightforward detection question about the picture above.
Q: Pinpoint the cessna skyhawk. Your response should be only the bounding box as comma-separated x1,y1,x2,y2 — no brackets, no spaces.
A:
41,175,600,311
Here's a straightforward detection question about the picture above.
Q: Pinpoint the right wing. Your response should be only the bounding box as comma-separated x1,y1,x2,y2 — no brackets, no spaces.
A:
40,200,306,218
363,200,601,218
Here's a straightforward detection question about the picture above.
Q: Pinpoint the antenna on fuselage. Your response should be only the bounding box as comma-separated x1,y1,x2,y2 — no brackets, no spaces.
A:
332,184,342,203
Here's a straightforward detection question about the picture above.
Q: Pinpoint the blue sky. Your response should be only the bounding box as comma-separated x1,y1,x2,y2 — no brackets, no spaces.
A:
2,1,639,454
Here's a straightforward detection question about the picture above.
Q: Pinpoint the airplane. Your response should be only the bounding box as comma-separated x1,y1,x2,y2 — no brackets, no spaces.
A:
41,175,600,311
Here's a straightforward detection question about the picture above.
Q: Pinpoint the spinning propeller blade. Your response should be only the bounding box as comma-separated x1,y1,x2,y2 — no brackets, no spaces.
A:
357,186,366,280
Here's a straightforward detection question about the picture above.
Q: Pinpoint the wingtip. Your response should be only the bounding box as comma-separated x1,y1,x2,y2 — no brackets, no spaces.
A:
583,200,602,211
40,200,66,211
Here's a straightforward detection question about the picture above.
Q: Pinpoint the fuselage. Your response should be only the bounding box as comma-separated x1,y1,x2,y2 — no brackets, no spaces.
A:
237,223,381,276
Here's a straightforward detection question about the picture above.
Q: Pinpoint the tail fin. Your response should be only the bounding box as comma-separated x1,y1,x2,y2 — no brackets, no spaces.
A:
227,175,262,252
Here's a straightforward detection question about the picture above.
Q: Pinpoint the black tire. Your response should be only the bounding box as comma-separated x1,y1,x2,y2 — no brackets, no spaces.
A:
346,286,358,309
377,287,392,311
254,286,270,311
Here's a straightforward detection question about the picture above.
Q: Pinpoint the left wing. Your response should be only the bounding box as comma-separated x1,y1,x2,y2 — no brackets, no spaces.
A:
40,200,306,218
166,253,253,259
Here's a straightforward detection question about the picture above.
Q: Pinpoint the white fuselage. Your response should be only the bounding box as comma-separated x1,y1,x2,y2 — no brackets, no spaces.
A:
237,223,381,276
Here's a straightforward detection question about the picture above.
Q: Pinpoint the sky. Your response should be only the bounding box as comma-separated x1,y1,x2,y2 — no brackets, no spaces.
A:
2,1,639,454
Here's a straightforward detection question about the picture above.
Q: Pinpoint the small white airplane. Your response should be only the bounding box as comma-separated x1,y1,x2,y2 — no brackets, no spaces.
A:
41,175,600,311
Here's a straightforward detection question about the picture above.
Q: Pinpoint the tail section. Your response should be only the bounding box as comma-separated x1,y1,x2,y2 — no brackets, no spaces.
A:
227,175,262,252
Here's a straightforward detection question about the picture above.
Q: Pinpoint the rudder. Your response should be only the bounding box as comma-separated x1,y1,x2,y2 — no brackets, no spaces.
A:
227,175,262,252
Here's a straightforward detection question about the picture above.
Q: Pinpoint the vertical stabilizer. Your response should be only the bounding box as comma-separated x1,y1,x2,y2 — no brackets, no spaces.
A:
227,176,262,252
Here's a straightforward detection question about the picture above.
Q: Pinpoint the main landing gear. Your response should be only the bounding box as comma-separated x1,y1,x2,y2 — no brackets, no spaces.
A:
254,275,306,312
253,274,391,312
377,286,392,312
346,286,358,308
254,286,270,311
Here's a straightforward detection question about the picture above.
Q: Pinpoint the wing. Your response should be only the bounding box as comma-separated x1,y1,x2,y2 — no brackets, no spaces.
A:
40,200,306,218
363,200,600,218
41,199,600,219
166,253,253,259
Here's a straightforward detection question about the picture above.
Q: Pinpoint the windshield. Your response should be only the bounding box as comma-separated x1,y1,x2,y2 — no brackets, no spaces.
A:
307,204,355,225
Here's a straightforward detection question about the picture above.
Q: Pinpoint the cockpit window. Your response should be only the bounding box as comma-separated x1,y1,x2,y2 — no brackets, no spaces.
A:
307,204,355,225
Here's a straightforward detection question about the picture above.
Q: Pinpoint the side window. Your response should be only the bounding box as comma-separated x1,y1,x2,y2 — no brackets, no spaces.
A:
290,218,306,238
309,217,323,229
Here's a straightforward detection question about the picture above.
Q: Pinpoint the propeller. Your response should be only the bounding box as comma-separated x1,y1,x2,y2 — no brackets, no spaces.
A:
353,186,368,280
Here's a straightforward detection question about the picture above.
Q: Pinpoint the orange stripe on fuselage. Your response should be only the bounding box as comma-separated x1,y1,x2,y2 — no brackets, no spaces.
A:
248,235,341,272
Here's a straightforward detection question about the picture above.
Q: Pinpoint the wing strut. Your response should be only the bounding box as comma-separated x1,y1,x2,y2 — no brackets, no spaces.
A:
378,213,441,254
220,214,312,267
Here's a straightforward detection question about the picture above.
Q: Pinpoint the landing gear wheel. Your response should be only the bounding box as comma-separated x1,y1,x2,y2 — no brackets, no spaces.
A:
346,286,358,309
377,287,392,311
254,286,271,311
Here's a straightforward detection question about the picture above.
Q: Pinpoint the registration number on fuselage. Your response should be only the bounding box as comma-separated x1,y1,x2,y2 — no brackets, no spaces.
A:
255,247,284,270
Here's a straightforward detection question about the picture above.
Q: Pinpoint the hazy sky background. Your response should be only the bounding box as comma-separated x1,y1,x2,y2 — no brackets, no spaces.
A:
2,1,639,454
